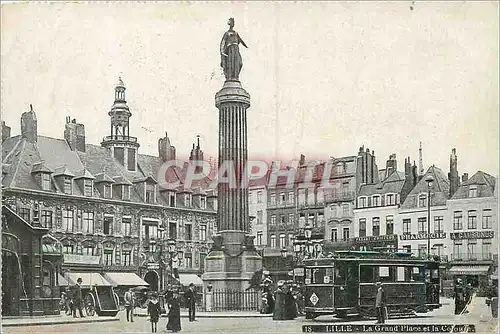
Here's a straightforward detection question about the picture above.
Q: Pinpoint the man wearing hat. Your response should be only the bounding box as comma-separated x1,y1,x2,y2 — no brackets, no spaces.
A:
185,283,196,322
72,277,85,318
374,282,386,324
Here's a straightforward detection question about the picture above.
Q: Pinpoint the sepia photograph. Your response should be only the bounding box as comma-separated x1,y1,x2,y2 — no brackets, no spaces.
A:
0,1,498,333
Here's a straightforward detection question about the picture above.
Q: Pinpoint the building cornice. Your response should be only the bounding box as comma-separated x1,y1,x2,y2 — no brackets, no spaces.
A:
3,187,216,216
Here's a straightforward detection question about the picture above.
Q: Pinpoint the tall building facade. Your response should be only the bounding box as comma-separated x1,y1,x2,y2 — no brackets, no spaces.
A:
1,79,217,316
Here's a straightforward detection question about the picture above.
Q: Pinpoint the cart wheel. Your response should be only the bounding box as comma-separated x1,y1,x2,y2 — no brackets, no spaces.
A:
85,293,96,316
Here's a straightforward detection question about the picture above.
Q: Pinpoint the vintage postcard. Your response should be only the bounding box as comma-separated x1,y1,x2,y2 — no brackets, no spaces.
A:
1,1,498,333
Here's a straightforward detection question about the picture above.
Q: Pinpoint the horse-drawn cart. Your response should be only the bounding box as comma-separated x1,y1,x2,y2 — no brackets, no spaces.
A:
67,273,120,317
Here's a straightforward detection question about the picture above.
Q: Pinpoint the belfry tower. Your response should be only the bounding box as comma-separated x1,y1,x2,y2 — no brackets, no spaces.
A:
101,77,140,172
202,18,262,291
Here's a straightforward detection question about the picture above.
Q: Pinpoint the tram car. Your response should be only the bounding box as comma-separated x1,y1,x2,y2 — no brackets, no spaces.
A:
303,250,441,320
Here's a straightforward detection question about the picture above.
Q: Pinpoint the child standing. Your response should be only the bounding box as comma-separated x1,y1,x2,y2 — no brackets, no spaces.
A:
147,293,161,333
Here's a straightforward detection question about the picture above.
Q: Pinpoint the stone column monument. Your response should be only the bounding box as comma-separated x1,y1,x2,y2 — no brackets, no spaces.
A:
202,18,262,292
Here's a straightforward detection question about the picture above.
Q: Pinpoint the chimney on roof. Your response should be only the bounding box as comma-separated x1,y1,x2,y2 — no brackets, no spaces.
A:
356,147,379,185
64,116,86,152
189,135,204,162
462,173,469,183
448,148,459,197
158,132,176,161
2,120,11,142
299,154,306,166
21,104,37,143
385,154,397,179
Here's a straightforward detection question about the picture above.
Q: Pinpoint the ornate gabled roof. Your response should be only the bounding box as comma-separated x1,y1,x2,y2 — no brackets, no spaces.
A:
113,176,133,185
451,171,496,199
53,165,75,177
358,170,405,197
94,172,115,183
31,161,54,174
74,169,95,180
401,165,450,208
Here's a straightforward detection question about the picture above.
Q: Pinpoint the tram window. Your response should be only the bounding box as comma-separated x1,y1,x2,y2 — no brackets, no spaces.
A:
309,267,334,284
360,265,374,283
377,266,395,282
334,263,347,284
396,267,406,282
432,269,439,278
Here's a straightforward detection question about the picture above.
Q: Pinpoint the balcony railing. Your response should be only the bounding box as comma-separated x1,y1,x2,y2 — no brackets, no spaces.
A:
451,252,493,261
102,135,138,143
324,191,355,202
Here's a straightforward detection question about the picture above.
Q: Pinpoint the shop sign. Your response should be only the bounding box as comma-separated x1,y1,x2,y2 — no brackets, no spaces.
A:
147,262,160,270
399,232,446,241
63,254,100,265
450,231,494,240
353,235,397,243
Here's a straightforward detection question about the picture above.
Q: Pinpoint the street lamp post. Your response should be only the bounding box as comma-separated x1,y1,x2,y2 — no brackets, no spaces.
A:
293,239,302,282
426,174,434,258
280,247,288,281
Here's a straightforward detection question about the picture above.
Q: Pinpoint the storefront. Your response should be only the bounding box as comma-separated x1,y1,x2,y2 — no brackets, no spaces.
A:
2,205,62,316
448,231,495,296
352,234,398,252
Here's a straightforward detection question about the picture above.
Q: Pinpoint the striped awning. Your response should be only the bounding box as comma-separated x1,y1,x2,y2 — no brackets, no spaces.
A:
449,265,490,276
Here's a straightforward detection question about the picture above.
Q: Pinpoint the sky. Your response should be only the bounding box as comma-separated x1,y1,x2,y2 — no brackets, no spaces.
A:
1,1,499,177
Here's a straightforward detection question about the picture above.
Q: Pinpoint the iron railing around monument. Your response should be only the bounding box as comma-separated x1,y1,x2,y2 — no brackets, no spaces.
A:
211,289,260,312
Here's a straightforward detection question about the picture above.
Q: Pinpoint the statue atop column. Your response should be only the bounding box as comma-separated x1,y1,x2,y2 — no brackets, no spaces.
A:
220,18,248,81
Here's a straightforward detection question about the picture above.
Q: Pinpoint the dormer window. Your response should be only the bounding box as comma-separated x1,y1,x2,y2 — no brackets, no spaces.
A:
122,185,131,200
358,197,367,208
372,195,380,207
418,194,427,208
41,173,51,191
169,192,176,207
468,186,478,198
145,183,156,204
185,194,192,207
200,196,206,209
84,180,93,197
386,193,395,206
104,184,112,198
64,177,72,194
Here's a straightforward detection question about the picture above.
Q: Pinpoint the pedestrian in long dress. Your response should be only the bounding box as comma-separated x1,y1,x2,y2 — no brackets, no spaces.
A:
454,278,465,315
147,293,161,333
273,281,286,320
166,291,182,332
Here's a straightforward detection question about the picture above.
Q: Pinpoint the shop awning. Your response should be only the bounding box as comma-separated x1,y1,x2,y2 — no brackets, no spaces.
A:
58,274,71,286
103,272,149,286
178,274,203,286
42,244,62,255
449,265,490,276
66,272,113,287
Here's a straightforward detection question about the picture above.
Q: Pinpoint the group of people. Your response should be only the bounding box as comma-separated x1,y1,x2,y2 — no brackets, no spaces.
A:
60,277,85,318
262,279,304,321
453,278,474,315
140,282,197,333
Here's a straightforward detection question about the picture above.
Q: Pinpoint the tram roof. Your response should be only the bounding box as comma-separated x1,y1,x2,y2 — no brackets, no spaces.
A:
303,250,439,264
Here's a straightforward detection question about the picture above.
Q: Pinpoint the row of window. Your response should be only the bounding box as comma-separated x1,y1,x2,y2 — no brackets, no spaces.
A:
269,233,295,248
355,209,493,237
453,209,492,230
17,207,209,241
399,239,493,260
269,212,325,227
359,216,395,237
38,173,209,208
357,193,398,209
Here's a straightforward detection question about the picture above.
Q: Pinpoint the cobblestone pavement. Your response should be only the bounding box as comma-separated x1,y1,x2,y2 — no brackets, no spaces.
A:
3,297,498,333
